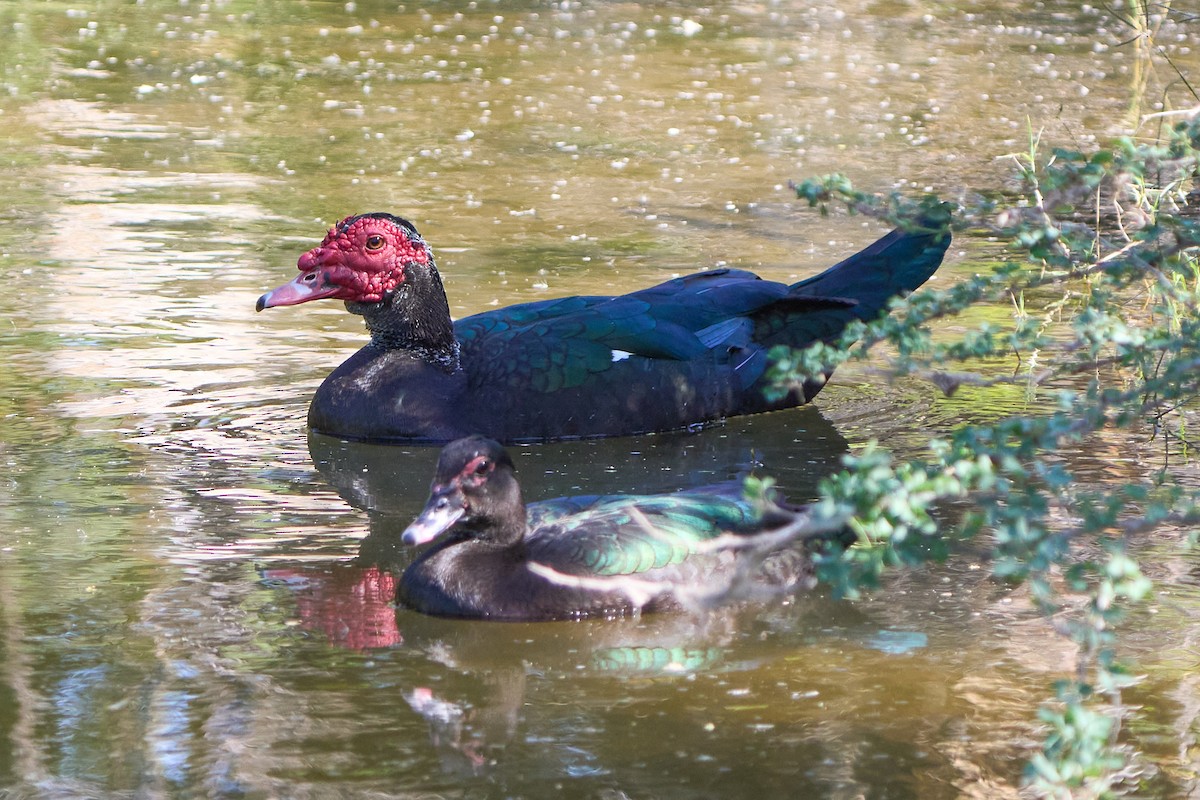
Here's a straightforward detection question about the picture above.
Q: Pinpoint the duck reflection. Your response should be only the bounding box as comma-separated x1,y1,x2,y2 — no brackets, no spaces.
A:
262,560,942,781
261,561,765,665
398,609,776,776
401,678,521,776
262,561,825,774
260,564,401,649
307,404,851,519
389,608,756,776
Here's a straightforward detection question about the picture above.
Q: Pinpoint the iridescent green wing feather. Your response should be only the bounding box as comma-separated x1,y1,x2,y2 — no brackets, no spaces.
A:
526,487,768,577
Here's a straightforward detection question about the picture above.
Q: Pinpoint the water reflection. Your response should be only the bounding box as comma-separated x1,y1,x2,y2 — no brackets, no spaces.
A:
257,556,1026,795
309,404,850,518
389,607,762,779
261,564,402,650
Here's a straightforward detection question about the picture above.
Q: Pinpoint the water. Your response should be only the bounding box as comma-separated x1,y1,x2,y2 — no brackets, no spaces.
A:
2,1,1199,796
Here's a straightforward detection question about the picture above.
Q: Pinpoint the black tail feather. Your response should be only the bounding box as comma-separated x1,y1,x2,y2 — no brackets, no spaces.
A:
788,210,952,319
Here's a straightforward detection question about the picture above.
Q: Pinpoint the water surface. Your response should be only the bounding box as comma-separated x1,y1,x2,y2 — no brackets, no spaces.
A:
2,1,1199,797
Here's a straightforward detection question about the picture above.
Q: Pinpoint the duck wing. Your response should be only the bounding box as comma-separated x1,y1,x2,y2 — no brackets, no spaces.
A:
524,485,775,578
454,269,851,393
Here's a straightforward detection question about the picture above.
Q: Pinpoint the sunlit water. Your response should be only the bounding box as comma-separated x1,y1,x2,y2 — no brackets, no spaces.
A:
1,1,1199,797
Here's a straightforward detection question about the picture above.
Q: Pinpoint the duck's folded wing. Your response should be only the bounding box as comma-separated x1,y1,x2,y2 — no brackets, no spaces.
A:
525,490,765,577
455,270,853,392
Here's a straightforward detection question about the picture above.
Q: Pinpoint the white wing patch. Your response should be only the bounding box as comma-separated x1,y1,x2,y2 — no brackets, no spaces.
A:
611,349,632,362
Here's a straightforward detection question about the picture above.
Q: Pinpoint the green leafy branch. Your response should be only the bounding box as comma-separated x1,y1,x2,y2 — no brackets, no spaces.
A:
776,114,1200,797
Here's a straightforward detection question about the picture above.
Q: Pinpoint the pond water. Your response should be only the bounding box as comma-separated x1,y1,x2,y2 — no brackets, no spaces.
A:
2,1,1200,797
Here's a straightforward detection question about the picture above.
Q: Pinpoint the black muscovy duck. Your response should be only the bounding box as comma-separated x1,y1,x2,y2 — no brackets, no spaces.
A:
395,436,845,621
257,211,950,443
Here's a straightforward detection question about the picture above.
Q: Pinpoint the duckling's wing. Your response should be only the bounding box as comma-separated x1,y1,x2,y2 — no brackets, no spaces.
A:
526,487,767,578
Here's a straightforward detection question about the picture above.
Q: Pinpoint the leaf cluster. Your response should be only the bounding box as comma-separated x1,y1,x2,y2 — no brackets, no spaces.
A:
776,114,1200,796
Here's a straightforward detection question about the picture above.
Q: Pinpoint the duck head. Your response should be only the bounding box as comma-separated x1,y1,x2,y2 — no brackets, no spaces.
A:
257,212,458,359
256,213,434,310
402,436,527,548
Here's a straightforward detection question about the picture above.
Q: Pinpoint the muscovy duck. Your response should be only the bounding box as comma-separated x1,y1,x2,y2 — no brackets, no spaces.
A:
257,211,950,443
396,436,844,621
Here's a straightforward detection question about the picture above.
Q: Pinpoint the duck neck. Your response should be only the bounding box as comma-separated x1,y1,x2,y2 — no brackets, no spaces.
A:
487,502,530,552
426,507,529,571
347,262,460,370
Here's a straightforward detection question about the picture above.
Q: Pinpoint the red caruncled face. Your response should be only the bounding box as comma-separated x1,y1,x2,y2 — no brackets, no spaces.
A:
256,214,431,309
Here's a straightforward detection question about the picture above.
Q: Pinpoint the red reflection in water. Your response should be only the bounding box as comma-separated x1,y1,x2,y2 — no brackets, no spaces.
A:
265,565,402,650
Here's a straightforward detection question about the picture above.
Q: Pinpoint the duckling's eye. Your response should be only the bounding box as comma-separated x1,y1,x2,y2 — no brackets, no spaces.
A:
365,234,385,251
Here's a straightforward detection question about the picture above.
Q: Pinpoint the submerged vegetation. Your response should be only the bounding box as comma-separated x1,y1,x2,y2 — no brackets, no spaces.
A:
773,74,1200,800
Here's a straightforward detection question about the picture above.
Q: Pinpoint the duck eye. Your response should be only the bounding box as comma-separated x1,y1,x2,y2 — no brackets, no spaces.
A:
365,234,385,251
473,459,490,475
